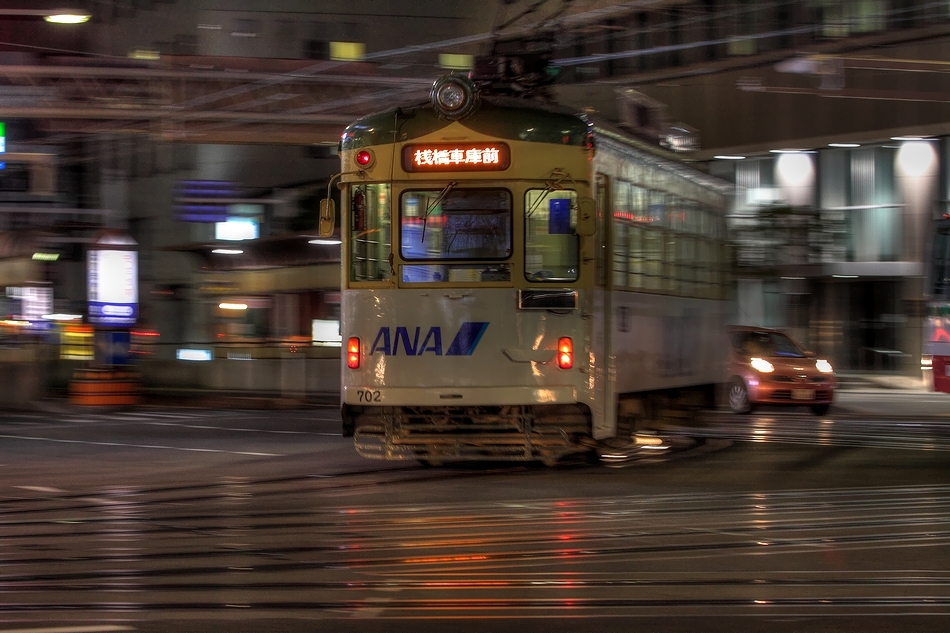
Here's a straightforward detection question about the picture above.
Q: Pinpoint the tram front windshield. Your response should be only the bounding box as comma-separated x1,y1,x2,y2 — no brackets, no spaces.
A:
400,188,512,260
363,185,581,285
399,188,513,283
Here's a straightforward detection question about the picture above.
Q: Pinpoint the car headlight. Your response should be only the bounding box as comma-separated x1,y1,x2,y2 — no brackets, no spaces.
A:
750,357,774,373
815,359,833,374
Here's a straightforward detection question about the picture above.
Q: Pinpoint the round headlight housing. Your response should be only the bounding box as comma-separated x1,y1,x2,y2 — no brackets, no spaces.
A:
430,75,478,120
355,149,374,168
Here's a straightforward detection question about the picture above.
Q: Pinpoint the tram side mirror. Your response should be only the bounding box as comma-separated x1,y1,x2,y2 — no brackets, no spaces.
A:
318,199,336,237
575,197,596,236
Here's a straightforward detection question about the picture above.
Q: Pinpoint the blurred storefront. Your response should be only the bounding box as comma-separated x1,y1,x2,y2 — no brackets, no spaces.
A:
712,138,941,377
171,232,342,353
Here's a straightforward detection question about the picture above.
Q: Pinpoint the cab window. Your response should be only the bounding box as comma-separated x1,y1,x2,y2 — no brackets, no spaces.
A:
400,188,512,261
524,189,579,282
349,183,391,282
399,188,512,284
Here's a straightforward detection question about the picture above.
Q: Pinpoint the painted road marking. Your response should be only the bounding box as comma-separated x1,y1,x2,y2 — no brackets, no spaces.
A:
0,627,134,633
14,486,65,493
0,434,280,457
145,421,339,436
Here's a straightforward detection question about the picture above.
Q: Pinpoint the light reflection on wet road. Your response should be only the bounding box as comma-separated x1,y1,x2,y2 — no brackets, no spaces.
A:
667,410,950,451
0,406,946,631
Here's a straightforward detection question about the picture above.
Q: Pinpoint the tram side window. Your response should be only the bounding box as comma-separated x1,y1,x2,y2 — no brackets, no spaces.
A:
525,189,579,282
612,221,628,287
678,235,696,297
648,190,667,226
642,228,664,291
668,196,685,232
606,173,731,299
687,201,705,235
610,183,641,289
610,181,729,299
627,225,643,289
350,183,392,282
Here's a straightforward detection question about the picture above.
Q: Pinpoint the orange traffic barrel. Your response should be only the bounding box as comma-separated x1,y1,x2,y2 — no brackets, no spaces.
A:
70,368,141,406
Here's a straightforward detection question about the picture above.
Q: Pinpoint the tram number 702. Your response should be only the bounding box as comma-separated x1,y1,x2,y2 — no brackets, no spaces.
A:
357,389,382,403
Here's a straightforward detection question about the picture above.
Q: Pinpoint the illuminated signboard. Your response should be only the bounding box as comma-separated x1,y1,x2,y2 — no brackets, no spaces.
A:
403,143,510,173
6,286,52,322
215,217,259,241
88,249,138,327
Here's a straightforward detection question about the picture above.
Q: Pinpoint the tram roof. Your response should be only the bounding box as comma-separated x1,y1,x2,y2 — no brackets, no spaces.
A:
341,96,592,150
339,94,731,196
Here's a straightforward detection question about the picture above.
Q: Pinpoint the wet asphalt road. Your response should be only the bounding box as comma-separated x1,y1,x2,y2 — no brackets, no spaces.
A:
0,399,947,633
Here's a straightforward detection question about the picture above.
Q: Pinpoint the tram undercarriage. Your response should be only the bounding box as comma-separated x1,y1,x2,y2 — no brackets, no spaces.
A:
343,403,592,463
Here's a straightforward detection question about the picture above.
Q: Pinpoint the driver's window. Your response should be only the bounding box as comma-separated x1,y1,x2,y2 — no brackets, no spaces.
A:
524,189,579,282
349,183,391,282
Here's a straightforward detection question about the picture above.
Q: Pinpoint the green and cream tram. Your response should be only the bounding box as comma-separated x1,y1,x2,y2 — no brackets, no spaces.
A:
321,75,732,462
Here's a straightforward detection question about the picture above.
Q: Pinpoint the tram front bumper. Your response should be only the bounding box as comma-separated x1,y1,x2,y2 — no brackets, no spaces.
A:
342,385,578,407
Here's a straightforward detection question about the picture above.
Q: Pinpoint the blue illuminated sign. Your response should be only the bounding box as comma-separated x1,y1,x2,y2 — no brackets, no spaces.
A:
549,198,571,234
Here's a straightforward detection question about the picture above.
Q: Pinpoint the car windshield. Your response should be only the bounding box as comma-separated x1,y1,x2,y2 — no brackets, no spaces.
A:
731,330,805,358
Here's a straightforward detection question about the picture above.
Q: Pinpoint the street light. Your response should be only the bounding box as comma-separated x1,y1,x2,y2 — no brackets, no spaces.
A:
0,8,91,24
45,11,91,24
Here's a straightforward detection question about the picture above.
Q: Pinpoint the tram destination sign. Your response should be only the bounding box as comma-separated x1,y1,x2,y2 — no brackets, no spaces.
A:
403,143,510,173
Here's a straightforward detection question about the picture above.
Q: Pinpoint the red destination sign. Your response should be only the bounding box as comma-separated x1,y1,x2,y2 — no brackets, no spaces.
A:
403,143,511,172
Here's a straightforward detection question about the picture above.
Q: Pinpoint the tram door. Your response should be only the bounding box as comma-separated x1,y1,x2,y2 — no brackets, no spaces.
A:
591,174,617,439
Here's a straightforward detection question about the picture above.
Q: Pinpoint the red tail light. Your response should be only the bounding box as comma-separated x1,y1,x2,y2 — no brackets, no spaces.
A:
347,337,360,369
355,150,373,167
557,337,573,370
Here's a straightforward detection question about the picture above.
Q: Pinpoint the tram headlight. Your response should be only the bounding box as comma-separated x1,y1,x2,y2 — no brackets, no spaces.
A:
347,337,361,370
430,75,478,120
557,337,573,370
815,359,834,374
750,357,774,373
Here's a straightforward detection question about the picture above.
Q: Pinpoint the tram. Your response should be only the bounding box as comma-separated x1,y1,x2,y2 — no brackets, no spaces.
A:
319,73,733,462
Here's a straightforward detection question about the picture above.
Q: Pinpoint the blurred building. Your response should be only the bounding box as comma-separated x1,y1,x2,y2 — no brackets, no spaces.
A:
709,140,939,376
1,0,950,395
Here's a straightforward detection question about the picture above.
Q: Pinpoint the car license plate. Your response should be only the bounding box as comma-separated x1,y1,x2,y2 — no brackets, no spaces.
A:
792,389,814,400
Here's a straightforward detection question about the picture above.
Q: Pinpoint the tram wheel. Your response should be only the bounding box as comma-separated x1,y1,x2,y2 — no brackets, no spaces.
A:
728,378,753,414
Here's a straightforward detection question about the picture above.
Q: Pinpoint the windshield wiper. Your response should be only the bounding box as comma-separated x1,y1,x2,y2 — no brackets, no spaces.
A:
526,185,555,218
526,169,570,218
422,181,457,243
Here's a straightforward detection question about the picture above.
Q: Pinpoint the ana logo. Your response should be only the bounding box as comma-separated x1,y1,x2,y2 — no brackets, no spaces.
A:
370,322,488,356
